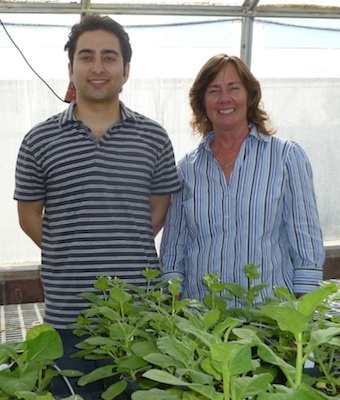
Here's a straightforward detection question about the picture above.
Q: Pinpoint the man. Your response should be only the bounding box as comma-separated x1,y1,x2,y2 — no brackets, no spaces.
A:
14,14,180,396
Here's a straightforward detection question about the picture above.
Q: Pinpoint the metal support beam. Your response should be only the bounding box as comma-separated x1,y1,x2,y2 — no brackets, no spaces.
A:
0,2,340,18
240,0,260,68
240,15,254,68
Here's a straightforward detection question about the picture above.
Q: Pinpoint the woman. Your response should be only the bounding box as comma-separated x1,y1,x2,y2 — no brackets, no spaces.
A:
160,54,325,306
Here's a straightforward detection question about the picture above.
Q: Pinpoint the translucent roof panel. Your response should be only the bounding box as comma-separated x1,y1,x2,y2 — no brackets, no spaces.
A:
1,0,244,4
88,0,244,4
260,0,339,5
1,0,339,16
1,0,339,4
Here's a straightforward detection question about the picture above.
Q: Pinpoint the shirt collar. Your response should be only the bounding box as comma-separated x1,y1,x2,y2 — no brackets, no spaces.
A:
59,100,136,128
199,123,271,152
59,101,76,127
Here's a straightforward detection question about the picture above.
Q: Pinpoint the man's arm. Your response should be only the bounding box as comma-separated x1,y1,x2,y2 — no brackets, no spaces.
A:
17,200,45,248
150,194,171,237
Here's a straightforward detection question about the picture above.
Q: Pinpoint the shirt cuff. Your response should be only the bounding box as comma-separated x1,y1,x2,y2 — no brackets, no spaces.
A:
293,267,323,294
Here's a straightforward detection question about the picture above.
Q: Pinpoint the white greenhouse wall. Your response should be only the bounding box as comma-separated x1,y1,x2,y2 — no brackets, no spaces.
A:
1,77,339,266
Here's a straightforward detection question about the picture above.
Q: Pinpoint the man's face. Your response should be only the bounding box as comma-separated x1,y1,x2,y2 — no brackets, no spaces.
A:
69,29,130,104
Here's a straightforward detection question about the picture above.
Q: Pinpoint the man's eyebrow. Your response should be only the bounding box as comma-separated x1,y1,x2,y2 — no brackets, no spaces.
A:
101,49,120,56
77,49,120,56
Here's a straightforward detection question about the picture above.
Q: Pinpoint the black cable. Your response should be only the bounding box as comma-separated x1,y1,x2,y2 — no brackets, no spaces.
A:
2,17,340,32
0,19,66,103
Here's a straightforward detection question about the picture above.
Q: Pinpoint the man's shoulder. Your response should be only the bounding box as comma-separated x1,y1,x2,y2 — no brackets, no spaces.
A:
122,104,167,135
24,109,66,142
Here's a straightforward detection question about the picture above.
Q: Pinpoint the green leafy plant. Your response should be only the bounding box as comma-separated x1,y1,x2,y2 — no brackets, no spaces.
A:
0,324,82,400
70,266,340,400
70,268,195,399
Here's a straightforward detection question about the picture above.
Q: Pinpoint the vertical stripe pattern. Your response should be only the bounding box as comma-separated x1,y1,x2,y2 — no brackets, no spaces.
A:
160,125,325,306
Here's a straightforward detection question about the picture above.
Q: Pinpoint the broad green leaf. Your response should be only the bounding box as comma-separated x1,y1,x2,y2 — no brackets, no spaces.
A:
203,309,220,330
306,327,340,353
144,353,183,368
132,388,178,400
26,325,63,362
0,342,22,361
143,369,188,386
141,267,160,280
131,341,158,358
189,383,224,400
176,368,214,385
78,291,103,304
274,287,294,299
15,391,56,400
168,277,182,296
232,327,263,346
156,337,194,367
108,322,137,339
110,287,132,303
257,390,301,400
209,282,228,292
243,263,261,279
297,284,338,318
0,369,37,395
176,320,218,346
261,303,309,336
94,275,114,291
116,353,149,370
229,344,254,376
77,364,115,385
81,336,116,346
250,283,268,294
257,344,296,382
233,373,273,399
102,379,127,400
211,342,253,376
258,382,339,399
182,391,210,400
224,282,246,297
25,323,55,341
297,382,339,399
200,357,222,380
39,368,59,391
96,306,121,321
327,336,340,346
59,369,84,377
212,317,243,338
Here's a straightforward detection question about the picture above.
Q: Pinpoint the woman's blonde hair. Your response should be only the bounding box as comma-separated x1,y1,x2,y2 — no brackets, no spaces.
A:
189,54,276,137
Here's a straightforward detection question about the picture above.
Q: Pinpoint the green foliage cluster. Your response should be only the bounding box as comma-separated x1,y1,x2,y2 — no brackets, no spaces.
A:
0,324,82,400
69,265,340,400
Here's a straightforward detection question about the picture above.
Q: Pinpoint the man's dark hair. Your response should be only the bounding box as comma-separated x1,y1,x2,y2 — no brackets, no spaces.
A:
64,14,132,67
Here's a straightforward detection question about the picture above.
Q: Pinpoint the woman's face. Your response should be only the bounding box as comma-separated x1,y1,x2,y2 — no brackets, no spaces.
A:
204,62,248,133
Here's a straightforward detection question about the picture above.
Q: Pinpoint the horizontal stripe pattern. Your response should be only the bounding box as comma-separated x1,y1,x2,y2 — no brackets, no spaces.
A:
160,125,325,307
14,101,180,328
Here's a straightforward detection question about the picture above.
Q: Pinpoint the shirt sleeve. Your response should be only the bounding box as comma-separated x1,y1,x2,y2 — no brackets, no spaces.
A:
151,136,181,195
160,176,187,285
284,142,325,294
14,136,46,202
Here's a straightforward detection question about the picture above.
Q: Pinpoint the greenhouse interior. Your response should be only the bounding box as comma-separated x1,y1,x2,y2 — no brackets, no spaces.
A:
0,1,339,307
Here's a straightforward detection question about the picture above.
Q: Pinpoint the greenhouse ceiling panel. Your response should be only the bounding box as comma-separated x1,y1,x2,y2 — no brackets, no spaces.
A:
0,0,339,18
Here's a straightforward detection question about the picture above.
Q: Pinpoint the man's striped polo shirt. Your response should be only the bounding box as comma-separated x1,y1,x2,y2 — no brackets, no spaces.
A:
14,101,181,328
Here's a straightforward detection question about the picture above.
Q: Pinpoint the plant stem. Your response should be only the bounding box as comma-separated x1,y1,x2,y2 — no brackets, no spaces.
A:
294,333,304,389
222,362,231,400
